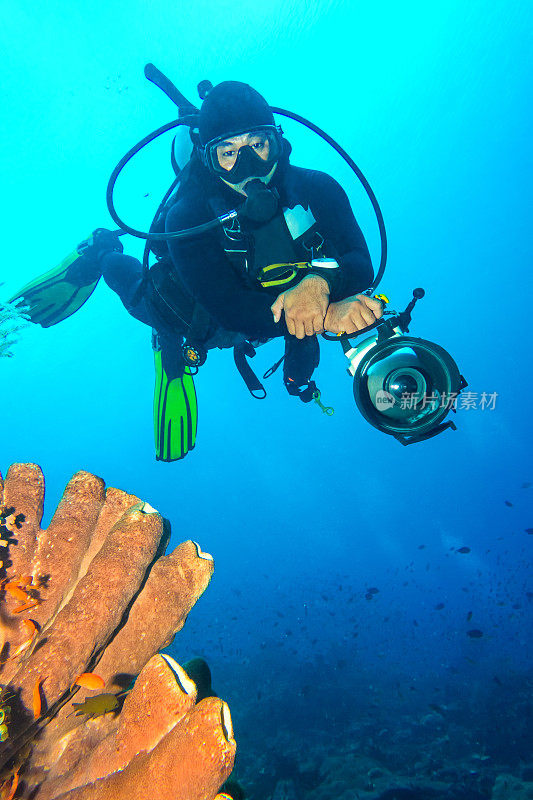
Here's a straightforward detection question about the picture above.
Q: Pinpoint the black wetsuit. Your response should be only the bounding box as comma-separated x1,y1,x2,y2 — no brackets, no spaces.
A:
165,161,373,336
101,145,373,385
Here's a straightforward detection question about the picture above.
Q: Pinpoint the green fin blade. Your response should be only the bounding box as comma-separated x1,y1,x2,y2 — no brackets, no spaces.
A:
9,246,101,328
154,349,198,461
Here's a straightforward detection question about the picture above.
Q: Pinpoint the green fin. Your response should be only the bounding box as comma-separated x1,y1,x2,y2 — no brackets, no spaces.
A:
154,348,198,461
8,245,101,328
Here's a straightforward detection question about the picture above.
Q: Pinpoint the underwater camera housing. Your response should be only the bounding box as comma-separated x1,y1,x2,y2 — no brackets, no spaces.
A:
336,289,467,445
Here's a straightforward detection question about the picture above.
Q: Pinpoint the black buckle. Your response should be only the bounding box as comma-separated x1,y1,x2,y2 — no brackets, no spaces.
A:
285,378,317,403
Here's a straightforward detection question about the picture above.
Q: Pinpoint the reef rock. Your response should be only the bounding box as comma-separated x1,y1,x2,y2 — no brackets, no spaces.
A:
0,463,236,799
272,778,298,799
491,773,533,799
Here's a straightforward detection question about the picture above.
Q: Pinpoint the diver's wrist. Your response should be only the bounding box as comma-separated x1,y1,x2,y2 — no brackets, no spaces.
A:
306,258,340,293
302,274,330,294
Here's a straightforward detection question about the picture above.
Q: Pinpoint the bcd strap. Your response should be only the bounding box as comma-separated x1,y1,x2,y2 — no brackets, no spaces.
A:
284,379,335,414
263,354,285,379
233,341,267,399
258,261,311,288
258,259,341,291
285,378,318,403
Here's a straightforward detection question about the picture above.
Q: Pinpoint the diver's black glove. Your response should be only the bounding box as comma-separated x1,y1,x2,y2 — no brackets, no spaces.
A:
77,228,124,264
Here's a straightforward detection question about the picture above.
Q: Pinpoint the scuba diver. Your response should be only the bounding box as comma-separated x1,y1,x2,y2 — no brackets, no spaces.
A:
10,67,465,461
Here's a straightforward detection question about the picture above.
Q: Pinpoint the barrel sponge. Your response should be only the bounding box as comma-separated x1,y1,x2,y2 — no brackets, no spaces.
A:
0,463,235,800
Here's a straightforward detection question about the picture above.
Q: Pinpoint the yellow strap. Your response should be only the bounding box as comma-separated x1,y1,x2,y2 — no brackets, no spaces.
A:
259,262,310,288
261,261,310,273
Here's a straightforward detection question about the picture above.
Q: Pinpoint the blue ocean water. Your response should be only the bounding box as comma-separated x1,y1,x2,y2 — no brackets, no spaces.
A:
1,1,532,796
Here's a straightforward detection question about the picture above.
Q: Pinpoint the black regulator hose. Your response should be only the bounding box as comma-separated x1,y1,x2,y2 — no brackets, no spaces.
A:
141,171,181,275
105,117,236,241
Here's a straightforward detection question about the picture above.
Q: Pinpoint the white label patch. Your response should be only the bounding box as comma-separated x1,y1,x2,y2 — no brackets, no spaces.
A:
283,205,316,240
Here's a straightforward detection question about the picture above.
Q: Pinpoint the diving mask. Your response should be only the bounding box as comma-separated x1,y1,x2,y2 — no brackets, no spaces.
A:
202,126,283,184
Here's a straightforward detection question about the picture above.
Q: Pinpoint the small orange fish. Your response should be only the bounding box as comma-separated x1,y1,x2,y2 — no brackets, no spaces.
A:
0,619,39,662
21,619,38,638
33,677,43,718
5,640,31,661
2,516,18,534
12,599,40,614
3,583,28,603
4,769,19,800
73,673,105,690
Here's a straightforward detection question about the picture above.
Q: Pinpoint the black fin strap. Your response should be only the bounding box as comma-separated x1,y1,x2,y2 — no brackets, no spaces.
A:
263,355,285,379
233,341,267,399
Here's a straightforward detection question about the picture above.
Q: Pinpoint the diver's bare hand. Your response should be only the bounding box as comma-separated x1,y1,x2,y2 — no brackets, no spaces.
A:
271,275,329,339
324,294,383,335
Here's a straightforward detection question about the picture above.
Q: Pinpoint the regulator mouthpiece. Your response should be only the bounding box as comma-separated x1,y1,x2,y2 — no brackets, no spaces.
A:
240,179,279,222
